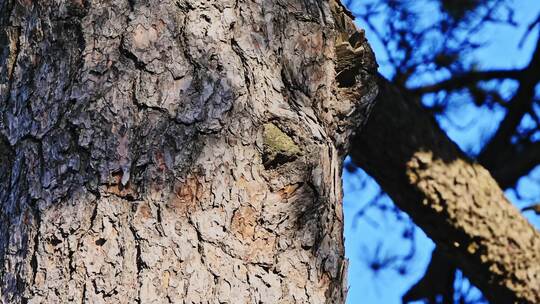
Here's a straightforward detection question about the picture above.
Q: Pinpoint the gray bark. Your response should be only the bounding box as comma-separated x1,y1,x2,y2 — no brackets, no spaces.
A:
0,0,377,303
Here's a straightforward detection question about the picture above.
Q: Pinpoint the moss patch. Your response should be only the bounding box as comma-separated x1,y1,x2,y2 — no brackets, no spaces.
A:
262,123,301,168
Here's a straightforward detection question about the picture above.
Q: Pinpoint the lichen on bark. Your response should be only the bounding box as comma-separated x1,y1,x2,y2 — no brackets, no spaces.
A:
262,123,302,168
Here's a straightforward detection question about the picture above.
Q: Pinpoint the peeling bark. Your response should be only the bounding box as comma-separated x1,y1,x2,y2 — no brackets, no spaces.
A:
351,78,540,304
0,1,377,303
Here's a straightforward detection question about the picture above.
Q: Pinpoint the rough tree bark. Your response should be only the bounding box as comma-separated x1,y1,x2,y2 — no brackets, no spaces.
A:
351,77,540,304
0,0,378,303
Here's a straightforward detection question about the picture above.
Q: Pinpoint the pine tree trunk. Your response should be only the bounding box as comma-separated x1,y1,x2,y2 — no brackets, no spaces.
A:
0,0,377,303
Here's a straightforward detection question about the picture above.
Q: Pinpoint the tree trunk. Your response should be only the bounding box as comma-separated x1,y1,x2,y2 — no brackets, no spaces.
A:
0,0,378,303
350,77,540,304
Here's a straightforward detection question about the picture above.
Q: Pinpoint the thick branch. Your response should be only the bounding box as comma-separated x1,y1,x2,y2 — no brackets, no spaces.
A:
350,76,540,304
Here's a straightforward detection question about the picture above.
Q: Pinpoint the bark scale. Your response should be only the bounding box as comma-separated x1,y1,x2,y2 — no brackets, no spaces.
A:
0,0,377,303
351,77,540,304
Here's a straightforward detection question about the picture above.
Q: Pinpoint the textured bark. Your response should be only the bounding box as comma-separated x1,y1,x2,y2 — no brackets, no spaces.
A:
0,1,378,303
350,77,540,304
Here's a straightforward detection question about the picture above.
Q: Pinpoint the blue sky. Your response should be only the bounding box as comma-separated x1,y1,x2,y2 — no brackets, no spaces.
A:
342,1,540,303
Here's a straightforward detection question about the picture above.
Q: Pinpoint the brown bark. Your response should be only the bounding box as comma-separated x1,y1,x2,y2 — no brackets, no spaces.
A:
350,77,540,304
0,1,377,303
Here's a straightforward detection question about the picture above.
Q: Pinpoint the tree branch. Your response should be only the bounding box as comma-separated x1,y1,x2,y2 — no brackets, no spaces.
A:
408,69,522,94
479,37,540,170
349,76,540,304
489,141,540,189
